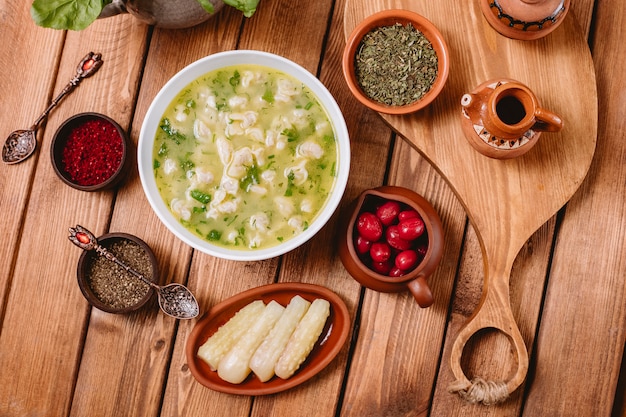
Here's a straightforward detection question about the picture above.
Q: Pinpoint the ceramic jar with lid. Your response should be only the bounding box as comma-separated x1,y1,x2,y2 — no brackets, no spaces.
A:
480,0,571,40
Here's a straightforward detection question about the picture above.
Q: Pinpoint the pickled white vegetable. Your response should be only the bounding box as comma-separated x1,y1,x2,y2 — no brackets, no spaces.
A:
217,300,285,384
274,298,330,379
197,300,265,371
249,296,311,382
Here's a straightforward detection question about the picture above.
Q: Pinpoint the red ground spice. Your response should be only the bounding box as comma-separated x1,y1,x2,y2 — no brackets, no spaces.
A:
61,118,124,186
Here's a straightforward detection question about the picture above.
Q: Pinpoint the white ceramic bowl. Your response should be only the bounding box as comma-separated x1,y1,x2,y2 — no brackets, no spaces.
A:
138,50,350,261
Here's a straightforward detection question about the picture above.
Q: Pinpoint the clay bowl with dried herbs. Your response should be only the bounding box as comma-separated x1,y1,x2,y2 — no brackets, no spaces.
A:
77,232,159,314
342,9,450,115
50,112,132,192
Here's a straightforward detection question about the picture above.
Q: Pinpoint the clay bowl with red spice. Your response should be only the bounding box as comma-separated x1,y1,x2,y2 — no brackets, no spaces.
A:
76,232,159,314
337,186,444,308
342,9,450,115
50,112,132,192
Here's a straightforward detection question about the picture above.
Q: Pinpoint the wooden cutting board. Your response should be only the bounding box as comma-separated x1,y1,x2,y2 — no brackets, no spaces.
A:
344,0,597,404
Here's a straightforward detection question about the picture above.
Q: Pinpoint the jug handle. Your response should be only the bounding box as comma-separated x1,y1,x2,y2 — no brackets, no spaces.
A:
533,108,563,132
407,275,434,308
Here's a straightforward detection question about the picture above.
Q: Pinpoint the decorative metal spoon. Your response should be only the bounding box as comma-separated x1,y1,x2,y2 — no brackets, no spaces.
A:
2,52,104,164
68,225,200,320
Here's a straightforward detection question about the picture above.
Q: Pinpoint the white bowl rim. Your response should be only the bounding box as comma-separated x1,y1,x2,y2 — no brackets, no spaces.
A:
138,50,350,261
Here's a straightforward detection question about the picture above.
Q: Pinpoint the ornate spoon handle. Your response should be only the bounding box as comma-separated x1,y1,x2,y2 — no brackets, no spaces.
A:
68,224,156,288
30,52,103,130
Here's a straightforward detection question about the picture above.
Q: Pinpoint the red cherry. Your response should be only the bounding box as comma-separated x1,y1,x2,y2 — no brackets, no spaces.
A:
370,260,392,275
395,250,419,271
398,210,420,222
355,235,372,255
376,201,401,226
385,225,412,250
389,267,405,277
416,242,428,259
370,242,391,263
398,217,425,241
356,212,383,242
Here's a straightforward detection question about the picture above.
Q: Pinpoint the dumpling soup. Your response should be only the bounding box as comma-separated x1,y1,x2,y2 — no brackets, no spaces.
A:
152,65,338,250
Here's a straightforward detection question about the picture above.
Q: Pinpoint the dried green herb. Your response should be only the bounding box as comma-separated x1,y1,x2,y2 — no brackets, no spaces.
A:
355,23,438,106
86,239,152,309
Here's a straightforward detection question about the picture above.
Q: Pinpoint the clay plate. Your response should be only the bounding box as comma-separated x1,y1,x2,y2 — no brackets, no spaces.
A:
186,282,350,395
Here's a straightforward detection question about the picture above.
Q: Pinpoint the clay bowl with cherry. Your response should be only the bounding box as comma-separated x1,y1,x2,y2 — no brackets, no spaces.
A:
338,186,444,307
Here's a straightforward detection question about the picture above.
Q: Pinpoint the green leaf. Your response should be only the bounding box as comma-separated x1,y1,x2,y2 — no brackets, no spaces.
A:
239,163,260,191
196,0,215,14
207,229,222,241
262,88,274,103
284,170,296,197
281,128,299,142
190,189,211,204
31,0,105,31
160,118,186,144
222,0,260,17
229,70,241,87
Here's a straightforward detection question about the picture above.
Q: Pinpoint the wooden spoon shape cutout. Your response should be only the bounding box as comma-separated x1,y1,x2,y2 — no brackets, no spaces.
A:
344,0,597,404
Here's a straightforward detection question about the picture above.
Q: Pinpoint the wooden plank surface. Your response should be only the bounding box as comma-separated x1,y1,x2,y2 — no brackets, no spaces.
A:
343,1,623,416
344,0,598,408
0,4,147,416
522,0,626,414
0,1,64,320
0,0,624,416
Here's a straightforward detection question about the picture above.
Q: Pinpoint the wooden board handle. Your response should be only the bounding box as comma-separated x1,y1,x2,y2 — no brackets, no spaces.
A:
448,268,529,405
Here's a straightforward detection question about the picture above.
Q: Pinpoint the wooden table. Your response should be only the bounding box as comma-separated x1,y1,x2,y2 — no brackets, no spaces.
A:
0,0,624,416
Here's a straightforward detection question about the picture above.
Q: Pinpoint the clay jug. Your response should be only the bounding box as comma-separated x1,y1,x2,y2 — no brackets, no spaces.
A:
460,79,563,159
480,0,570,40
99,0,224,29
337,186,445,308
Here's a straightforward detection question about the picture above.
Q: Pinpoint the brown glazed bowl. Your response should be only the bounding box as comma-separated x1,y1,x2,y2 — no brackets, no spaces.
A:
342,9,450,115
77,232,158,314
338,186,444,307
51,112,132,192
186,282,350,395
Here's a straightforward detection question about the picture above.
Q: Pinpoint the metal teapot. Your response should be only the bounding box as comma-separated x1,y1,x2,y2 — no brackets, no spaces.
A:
100,0,225,29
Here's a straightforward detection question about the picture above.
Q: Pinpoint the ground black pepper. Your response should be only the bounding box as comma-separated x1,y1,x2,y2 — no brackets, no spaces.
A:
86,239,152,309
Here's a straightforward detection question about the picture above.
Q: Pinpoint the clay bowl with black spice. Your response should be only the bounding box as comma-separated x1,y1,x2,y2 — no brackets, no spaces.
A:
51,112,132,192
337,186,444,307
77,232,159,314
342,9,450,115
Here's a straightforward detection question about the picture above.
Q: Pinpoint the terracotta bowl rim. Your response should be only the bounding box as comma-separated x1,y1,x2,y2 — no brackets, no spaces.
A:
186,282,350,395
341,185,445,285
76,232,158,314
342,9,450,115
50,112,131,192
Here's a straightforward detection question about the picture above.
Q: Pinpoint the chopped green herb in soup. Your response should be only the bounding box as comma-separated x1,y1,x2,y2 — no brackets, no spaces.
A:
153,65,338,250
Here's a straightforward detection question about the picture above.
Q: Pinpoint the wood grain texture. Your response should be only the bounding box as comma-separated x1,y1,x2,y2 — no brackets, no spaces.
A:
522,0,626,414
345,0,597,403
71,8,245,417
0,8,145,417
2,0,624,415
0,1,64,324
